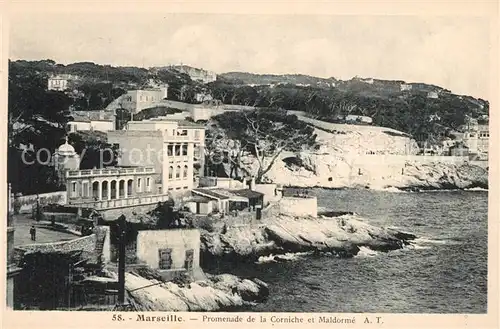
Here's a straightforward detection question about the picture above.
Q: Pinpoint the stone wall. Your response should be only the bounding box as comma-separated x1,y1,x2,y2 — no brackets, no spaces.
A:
16,191,67,214
99,202,163,221
278,196,317,218
14,234,96,263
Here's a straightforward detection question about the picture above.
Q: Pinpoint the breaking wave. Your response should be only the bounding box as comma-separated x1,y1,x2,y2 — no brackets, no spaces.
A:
464,187,488,191
413,237,448,245
354,246,379,258
256,252,312,264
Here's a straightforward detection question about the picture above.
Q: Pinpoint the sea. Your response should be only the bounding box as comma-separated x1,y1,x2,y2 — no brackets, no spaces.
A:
213,188,489,313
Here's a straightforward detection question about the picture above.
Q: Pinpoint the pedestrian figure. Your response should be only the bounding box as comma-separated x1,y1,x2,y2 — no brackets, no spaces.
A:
30,225,36,241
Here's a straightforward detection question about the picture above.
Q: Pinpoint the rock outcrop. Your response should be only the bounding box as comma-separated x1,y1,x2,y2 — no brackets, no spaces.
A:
102,269,269,311
264,152,488,191
201,214,416,262
215,113,488,191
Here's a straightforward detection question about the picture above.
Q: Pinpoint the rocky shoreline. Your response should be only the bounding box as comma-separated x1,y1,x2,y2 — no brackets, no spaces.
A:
265,155,489,192
99,268,269,311
200,214,417,263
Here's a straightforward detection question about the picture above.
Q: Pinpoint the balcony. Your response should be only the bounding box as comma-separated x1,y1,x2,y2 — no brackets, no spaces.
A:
67,167,155,178
167,156,190,163
70,193,170,210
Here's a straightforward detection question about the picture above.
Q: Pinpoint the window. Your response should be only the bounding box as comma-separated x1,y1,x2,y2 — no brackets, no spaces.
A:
167,145,173,156
177,129,188,136
71,182,77,196
146,177,151,191
82,182,89,198
169,166,174,179
184,249,194,270
182,145,188,156
176,166,181,179
158,248,173,270
175,145,181,156
194,130,200,140
183,165,188,178
137,178,142,192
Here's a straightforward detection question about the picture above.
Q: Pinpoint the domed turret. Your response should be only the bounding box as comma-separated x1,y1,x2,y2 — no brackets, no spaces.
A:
53,136,80,185
56,136,76,156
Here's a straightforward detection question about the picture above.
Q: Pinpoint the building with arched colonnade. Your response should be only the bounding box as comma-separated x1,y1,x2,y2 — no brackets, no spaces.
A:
65,166,169,209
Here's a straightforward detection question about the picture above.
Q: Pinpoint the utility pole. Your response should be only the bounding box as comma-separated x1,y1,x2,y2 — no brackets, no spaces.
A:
117,214,126,305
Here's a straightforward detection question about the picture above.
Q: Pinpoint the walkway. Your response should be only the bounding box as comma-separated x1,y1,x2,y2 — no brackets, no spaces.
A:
11,214,79,247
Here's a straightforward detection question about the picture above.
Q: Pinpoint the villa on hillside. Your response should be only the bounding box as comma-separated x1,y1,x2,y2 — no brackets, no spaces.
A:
67,111,116,132
119,86,169,113
170,65,217,84
47,74,80,91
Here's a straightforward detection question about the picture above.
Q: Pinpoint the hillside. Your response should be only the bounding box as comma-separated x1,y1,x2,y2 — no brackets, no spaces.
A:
219,72,336,87
209,72,489,143
9,59,489,143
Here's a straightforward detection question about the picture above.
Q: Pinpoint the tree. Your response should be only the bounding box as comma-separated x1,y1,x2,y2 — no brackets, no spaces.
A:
8,61,73,193
212,109,317,182
69,132,119,170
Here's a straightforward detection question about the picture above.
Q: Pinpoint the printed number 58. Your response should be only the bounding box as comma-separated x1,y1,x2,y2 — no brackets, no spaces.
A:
112,314,123,321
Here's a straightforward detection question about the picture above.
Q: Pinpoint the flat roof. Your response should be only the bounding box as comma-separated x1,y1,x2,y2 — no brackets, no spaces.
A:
233,189,265,199
185,196,212,203
192,188,229,200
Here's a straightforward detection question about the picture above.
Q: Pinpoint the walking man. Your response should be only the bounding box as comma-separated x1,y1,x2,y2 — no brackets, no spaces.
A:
30,225,36,241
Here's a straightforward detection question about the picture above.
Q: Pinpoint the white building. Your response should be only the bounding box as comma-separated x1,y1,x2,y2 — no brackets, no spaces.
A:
119,86,169,113
400,84,413,91
462,123,489,155
107,119,205,195
427,91,439,99
47,74,78,91
171,65,217,84
67,111,116,132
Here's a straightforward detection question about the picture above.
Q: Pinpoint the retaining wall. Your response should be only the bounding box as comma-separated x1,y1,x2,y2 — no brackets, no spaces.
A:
15,191,67,214
99,203,161,221
14,234,96,263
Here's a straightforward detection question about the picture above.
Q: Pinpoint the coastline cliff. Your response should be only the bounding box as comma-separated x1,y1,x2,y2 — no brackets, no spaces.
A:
200,214,417,263
264,152,488,191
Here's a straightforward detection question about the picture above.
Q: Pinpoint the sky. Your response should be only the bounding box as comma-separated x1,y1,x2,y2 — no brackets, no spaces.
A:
8,13,492,99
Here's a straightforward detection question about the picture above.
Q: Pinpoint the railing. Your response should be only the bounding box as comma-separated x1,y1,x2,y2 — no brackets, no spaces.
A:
70,193,170,210
67,167,155,177
167,156,190,163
